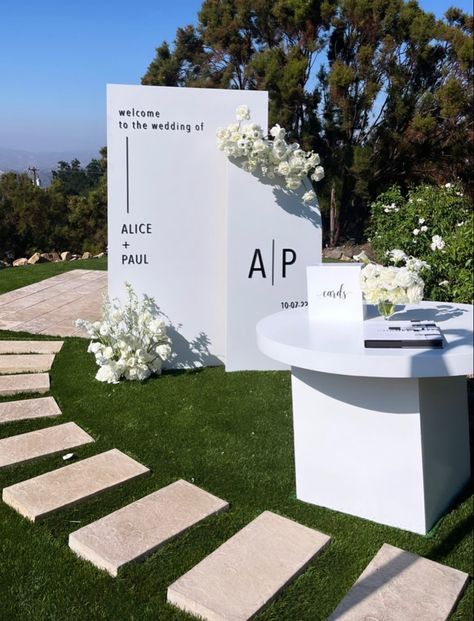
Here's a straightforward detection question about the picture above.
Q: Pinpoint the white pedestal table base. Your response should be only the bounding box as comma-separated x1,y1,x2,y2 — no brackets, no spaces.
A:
291,367,470,534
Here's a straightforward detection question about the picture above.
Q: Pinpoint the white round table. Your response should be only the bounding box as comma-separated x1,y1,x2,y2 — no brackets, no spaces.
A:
256,302,473,534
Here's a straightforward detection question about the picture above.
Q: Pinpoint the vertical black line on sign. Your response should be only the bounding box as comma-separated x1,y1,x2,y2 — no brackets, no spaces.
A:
271,238,275,286
126,136,130,214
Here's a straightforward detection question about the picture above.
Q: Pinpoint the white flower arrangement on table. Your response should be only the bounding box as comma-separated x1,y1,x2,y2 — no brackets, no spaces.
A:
355,249,428,318
75,283,172,384
216,105,324,201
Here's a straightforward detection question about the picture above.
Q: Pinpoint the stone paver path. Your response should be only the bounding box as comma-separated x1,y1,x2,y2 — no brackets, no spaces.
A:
0,354,55,374
69,480,229,576
0,397,61,424
0,341,63,354
0,270,106,337
327,543,469,621
0,373,50,397
3,449,149,522
167,511,330,621
0,422,94,469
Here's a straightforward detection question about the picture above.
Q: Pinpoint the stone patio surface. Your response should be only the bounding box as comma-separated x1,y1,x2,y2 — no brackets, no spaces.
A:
0,270,106,337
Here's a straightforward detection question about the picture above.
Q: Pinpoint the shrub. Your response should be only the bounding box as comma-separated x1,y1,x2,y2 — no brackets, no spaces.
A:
368,184,473,303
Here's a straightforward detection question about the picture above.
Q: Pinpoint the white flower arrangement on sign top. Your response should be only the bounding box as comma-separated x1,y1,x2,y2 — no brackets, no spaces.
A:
216,105,324,200
356,250,427,318
75,283,172,383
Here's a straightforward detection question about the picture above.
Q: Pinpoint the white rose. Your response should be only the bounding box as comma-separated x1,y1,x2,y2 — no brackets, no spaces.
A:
270,124,286,139
236,105,250,121
102,346,114,360
252,139,266,154
285,176,302,190
311,166,325,182
302,190,316,203
430,235,445,251
156,343,172,360
88,341,102,354
95,364,120,384
395,268,415,288
413,229,420,236
277,161,290,176
407,283,424,304
387,249,407,264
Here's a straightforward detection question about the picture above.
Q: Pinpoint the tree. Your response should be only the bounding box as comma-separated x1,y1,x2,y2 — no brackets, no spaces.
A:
142,0,473,244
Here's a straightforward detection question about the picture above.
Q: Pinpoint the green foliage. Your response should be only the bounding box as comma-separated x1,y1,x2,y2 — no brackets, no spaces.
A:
141,0,474,243
0,149,107,258
368,184,473,303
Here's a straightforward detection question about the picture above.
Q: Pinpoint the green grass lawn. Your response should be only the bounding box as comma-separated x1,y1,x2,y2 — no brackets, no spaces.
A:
0,262,472,621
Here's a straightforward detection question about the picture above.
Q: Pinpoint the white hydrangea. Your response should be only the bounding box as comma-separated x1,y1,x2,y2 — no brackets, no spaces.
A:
76,283,172,384
216,106,323,199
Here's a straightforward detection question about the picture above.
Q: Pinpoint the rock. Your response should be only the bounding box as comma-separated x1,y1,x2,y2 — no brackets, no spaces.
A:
82,252,93,260
340,254,353,261
13,258,28,267
39,253,52,262
0,260,11,269
94,252,105,259
41,252,61,262
323,248,343,260
28,252,47,265
60,251,71,261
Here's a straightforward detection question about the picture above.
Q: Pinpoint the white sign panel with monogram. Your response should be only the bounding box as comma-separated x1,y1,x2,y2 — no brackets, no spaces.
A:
226,162,322,371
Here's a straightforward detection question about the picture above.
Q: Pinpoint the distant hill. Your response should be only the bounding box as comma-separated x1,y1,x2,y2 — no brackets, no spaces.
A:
0,147,100,187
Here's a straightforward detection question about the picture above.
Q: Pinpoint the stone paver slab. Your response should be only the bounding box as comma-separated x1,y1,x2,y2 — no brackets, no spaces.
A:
0,397,61,424
2,449,149,522
0,341,63,354
0,354,55,374
327,543,469,621
69,479,229,576
0,373,50,397
0,422,94,468
167,510,330,621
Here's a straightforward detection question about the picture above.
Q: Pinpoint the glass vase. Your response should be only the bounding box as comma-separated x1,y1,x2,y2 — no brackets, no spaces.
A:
377,300,396,319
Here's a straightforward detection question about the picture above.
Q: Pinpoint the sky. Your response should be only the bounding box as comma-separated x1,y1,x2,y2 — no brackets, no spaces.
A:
0,0,471,155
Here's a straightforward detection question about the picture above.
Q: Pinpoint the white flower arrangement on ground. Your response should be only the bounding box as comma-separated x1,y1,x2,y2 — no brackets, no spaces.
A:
216,105,324,199
76,283,172,383
356,249,427,318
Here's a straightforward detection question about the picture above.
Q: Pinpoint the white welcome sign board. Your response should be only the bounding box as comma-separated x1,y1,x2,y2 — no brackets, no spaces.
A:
107,84,322,370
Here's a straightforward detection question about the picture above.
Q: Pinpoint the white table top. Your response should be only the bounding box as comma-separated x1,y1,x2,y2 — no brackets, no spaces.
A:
256,302,473,378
